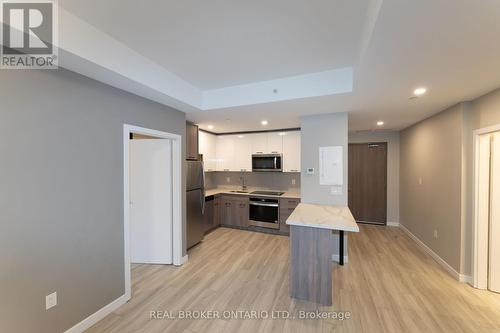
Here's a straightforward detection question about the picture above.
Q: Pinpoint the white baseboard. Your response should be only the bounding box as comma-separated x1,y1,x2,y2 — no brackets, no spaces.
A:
460,274,472,284
332,254,349,263
387,222,400,227
399,224,466,282
64,294,127,333
175,254,188,266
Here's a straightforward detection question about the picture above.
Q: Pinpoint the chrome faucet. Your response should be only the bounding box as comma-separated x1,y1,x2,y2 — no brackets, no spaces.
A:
240,173,248,192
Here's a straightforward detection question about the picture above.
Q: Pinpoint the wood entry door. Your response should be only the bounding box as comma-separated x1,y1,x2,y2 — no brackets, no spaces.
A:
348,143,387,225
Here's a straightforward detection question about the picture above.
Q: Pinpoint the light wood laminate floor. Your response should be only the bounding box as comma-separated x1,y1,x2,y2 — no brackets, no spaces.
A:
86,225,500,333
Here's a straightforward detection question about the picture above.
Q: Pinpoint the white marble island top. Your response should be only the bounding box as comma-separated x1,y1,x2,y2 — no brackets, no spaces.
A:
286,203,359,232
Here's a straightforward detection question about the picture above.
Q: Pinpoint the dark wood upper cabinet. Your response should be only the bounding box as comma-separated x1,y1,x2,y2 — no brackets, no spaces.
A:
186,122,199,160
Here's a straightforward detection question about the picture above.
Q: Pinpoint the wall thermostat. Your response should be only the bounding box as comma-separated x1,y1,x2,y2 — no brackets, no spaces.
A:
306,168,315,175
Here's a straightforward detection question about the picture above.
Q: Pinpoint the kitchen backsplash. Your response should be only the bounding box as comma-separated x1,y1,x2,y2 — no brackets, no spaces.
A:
205,171,300,192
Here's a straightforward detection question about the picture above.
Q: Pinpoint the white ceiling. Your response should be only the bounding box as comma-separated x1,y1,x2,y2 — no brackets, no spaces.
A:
58,0,500,133
60,0,368,90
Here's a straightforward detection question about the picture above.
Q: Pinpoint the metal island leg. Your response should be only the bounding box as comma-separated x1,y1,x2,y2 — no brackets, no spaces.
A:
339,230,344,266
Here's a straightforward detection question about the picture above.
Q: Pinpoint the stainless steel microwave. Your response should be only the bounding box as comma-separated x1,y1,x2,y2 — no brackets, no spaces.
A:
252,154,282,172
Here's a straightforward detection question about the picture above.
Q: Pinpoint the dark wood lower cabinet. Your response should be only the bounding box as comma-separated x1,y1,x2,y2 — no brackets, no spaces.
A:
232,200,249,228
221,195,249,228
213,197,221,227
204,196,221,234
221,198,232,226
279,198,300,234
205,194,299,235
203,198,214,232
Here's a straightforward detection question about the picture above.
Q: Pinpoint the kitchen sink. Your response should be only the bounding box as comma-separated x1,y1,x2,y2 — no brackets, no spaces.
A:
230,190,249,193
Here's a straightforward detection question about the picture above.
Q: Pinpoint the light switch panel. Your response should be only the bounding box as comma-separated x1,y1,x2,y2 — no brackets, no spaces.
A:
46,292,57,310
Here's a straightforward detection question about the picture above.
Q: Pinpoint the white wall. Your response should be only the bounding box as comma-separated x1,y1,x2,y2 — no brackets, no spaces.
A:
349,131,400,224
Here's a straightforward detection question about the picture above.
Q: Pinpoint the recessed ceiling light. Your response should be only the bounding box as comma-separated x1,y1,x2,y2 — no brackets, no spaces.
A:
414,87,427,96
377,121,384,126
261,120,268,126
207,125,214,130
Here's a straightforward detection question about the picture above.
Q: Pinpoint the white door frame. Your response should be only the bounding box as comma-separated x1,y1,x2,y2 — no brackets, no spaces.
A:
123,124,184,301
472,123,500,288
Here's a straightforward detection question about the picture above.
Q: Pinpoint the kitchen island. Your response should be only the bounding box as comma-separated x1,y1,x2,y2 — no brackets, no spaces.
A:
286,203,359,305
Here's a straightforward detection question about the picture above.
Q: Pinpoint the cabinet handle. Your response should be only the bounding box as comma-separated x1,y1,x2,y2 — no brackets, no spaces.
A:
271,151,278,153
224,169,229,171
290,170,298,172
256,152,263,154
239,203,245,208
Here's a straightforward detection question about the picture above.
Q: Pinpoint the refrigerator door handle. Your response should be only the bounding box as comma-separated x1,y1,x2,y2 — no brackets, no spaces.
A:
201,164,206,214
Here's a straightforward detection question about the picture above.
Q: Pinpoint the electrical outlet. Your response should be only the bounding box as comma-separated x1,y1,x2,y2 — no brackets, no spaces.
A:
330,186,342,195
291,179,296,185
433,229,438,239
226,177,230,183
46,292,57,310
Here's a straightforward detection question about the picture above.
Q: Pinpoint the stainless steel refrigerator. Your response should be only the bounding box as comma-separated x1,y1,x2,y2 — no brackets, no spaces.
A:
186,160,205,249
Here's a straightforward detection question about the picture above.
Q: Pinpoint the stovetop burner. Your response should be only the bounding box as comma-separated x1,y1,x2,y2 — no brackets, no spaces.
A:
250,190,285,196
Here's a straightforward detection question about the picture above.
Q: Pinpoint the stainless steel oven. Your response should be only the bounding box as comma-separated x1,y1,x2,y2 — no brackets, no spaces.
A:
248,197,279,229
252,154,282,172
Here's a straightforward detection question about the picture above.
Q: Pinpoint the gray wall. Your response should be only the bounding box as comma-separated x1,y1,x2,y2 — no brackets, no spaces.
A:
0,69,186,333
301,112,348,206
463,88,500,275
399,87,500,277
349,131,400,224
206,171,300,192
300,112,348,257
400,104,465,272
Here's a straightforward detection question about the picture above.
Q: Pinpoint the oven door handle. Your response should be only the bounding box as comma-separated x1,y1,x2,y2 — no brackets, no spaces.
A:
249,202,279,207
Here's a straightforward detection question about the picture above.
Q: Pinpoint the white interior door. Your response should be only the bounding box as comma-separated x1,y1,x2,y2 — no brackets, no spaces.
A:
489,132,500,292
130,139,173,264
477,134,491,289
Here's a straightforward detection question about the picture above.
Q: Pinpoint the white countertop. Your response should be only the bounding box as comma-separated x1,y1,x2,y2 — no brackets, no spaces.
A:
205,187,300,199
286,203,359,232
